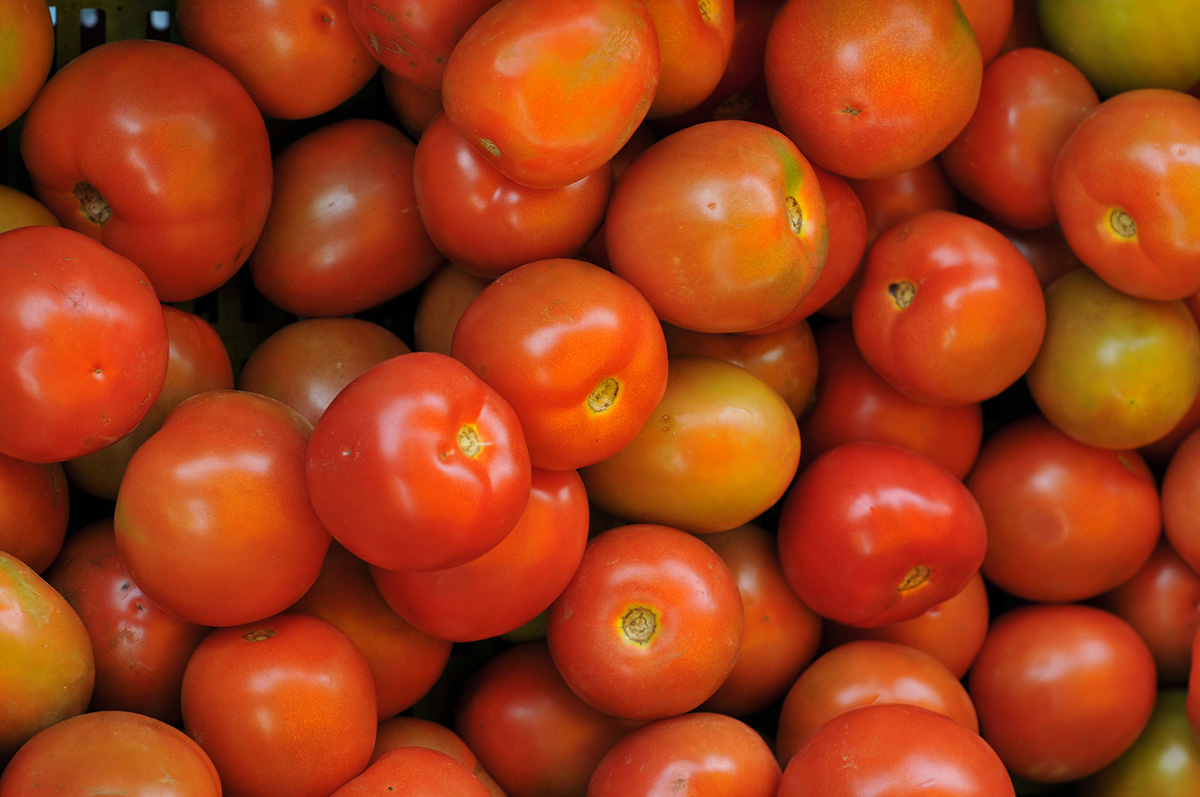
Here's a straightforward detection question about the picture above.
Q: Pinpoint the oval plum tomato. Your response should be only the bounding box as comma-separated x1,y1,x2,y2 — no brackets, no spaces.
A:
642,0,735,119
249,118,442,317
440,0,660,189
605,119,828,333
1025,267,1200,450
852,209,1047,406
1162,425,1200,575
777,704,1016,797
0,710,221,797
0,226,169,464
940,47,1100,230
1051,89,1200,300
967,414,1161,603
1079,689,1200,797
413,262,491,356
65,305,235,501
307,351,531,572
764,0,983,180
957,0,1014,64
414,113,614,280
0,453,67,574
454,641,642,797
971,605,1158,784
114,390,332,627
180,613,378,797
588,712,781,796
239,317,411,428
545,523,744,721
580,356,801,534
776,441,988,628
43,519,210,726
19,39,273,302
0,184,59,233
0,0,53,130
345,0,495,91
176,0,378,120
774,639,979,766
451,258,668,471
0,551,94,762
332,746,492,797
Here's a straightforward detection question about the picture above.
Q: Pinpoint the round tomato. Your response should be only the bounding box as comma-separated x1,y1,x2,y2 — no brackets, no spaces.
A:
1161,425,1200,575
412,262,491,356
0,184,59,234
331,746,493,796
1078,689,1200,797
371,716,504,794
957,0,1014,64
0,453,67,574
0,0,53,129
642,0,735,119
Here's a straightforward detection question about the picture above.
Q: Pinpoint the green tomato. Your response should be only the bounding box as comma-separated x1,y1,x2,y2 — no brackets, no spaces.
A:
1077,689,1200,796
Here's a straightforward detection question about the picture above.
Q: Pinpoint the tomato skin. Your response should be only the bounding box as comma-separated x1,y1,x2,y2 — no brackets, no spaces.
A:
440,0,660,189
642,0,735,119
0,453,68,574
1079,688,1200,797
413,262,491,356
332,746,493,796
0,184,59,233
0,0,53,130
307,351,532,572
957,0,1014,64
1162,426,1200,577
19,39,273,303
546,523,744,721
0,225,170,464
372,716,504,795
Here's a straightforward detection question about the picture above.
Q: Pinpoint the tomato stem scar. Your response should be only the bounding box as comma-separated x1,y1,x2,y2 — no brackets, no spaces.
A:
458,424,482,457
888,280,916,309
1109,208,1136,238
621,606,657,644
588,378,620,413
242,628,276,642
72,181,111,227
897,565,931,592
786,196,803,235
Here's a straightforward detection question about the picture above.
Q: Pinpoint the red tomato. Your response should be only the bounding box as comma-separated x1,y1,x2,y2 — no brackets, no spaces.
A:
412,262,491,356
642,0,735,119
957,0,1014,64
451,258,668,471
249,118,443,317
176,0,378,120
776,441,988,628
0,225,169,464
1162,425,1200,576
0,710,221,797
371,716,504,795
380,69,444,139
0,0,53,130
306,351,532,572
588,712,781,796
988,212,1086,287
19,39,273,302
764,0,983,180
545,523,744,720
440,0,660,189
331,746,493,796
777,704,1016,797
1051,88,1200,300
114,390,332,627
968,603,1158,783
0,453,67,574
181,613,378,796
605,119,828,333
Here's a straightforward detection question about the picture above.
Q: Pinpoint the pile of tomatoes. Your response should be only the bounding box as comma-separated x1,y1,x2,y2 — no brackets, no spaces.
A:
3,0,1200,793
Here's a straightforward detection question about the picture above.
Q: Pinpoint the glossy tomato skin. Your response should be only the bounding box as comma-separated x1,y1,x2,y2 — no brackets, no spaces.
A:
114,390,333,627
371,716,504,795
440,0,660,189
331,746,492,797
0,226,169,464
546,523,744,721
249,118,442,317
0,453,68,574
1161,425,1200,577
19,39,273,302
413,262,491,356
764,0,983,180
0,0,53,130
181,613,378,797
307,351,532,572
957,0,1013,64
0,184,59,233
642,0,735,119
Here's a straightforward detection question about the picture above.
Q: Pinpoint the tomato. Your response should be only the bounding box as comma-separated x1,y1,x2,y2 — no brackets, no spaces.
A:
239,317,411,428
43,519,210,726
776,441,988,628
307,351,531,572
414,113,614,280
0,225,170,464
774,639,980,766
987,213,1085,288
249,117,443,317
965,413,1162,603
0,710,221,797
1078,689,1200,797
19,39,273,302
412,262,491,356
940,47,1100,230
588,712,781,796
545,523,744,720
764,0,983,180
181,613,378,796
1161,425,1200,576
957,0,1014,64
176,0,378,120
777,703,1016,796
967,603,1158,783
380,68,444,139
114,390,332,627
372,716,504,795
0,0,53,130
0,551,94,763
331,746,493,796
0,453,67,574
451,258,668,471
288,541,453,719
370,467,590,642
642,0,735,119
579,356,801,534
0,184,59,233
605,119,828,333
1025,267,1200,450
440,0,660,189
65,305,235,501
1051,89,1200,301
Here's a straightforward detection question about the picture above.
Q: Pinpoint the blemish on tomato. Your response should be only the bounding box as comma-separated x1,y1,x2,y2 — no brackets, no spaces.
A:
888,280,916,309
73,181,111,227
243,628,276,642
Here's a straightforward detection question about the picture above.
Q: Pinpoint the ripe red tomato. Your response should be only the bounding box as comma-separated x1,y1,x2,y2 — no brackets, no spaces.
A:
19,39,273,302
371,716,504,795
642,0,735,119
0,0,53,130
545,523,744,720
1162,425,1200,575
956,0,1014,64
0,225,169,464
331,746,493,796
180,613,379,797
0,453,67,574
307,351,531,572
